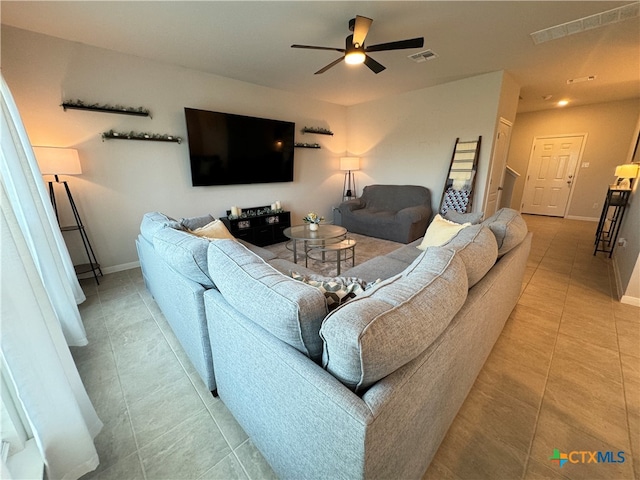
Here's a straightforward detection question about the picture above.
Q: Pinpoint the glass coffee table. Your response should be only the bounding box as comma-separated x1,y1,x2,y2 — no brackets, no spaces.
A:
283,224,353,271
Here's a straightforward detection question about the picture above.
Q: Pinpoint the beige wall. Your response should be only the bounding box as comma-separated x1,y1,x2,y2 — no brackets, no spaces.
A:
507,99,640,219
2,26,348,270
3,26,515,270
346,71,517,214
614,115,640,304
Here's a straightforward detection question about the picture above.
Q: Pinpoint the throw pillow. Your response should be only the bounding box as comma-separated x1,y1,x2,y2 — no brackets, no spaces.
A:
444,210,484,225
291,272,379,311
180,214,215,231
189,219,235,240
481,208,528,256
417,214,470,250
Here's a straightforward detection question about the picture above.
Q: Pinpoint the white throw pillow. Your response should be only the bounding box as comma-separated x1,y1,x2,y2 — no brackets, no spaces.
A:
189,219,235,240
417,214,470,250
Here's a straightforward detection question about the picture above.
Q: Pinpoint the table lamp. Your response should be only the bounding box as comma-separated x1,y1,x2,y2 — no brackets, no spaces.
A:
340,156,360,201
614,163,639,190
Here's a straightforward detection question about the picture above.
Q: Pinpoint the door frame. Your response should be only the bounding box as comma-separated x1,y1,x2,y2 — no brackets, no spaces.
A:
522,133,588,217
482,117,513,216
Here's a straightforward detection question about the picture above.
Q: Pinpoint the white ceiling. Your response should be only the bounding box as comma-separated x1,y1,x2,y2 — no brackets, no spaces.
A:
2,1,639,112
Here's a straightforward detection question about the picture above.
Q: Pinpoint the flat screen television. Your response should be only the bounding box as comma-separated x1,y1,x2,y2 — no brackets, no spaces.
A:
184,107,295,186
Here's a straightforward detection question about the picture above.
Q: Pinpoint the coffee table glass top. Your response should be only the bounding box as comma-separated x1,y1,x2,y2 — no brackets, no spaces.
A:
283,224,347,241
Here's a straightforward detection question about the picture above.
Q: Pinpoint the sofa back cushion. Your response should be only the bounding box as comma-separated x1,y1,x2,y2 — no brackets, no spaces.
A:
208,240,328,361
152,227,214,288
444,224,498,287
361,184,431,212
321,247,468,392
481,208,528,256
140,212,182,243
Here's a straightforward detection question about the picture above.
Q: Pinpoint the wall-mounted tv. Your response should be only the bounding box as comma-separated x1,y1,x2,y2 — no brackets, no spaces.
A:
184,107,295,186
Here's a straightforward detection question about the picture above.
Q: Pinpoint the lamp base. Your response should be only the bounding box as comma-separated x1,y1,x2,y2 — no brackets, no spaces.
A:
618,178,631,190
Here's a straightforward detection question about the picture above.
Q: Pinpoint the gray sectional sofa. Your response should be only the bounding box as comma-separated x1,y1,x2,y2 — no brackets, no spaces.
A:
137,208,530,479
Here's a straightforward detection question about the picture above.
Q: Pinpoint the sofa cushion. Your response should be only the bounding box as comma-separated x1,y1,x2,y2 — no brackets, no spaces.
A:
444,224,498,287
152,227,214,288
417,214,470,249
341,255,410,283
140,212,182,243
180,214,215,231
207,240,327,361
481,208,528,256
444,210,484,225
385,242,423,265
189,219,235,240
321,247,468,392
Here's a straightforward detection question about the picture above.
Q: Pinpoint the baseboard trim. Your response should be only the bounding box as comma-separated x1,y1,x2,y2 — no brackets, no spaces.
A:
102,261,140,274
565,215,599,222
620,295,640,307
612,260,640,306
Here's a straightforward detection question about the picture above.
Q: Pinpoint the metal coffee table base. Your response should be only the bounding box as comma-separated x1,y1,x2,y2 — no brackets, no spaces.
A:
306,238,357,275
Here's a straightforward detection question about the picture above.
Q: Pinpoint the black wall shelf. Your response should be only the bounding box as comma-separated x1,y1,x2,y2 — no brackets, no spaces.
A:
302,127,333,136
294,143,321,149
102,131,182,143
62,101,151,117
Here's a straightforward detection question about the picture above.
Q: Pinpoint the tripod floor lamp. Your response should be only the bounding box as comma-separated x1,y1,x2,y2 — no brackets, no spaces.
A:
33,146,102,285
340,156,360,202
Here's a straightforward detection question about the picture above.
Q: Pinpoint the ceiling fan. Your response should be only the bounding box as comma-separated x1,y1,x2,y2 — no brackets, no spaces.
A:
291,15,424,74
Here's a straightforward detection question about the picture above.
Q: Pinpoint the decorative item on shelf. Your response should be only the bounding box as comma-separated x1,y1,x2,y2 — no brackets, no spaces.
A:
230,206,242,218
270,201,282,212
303,212,324,231
294,142,321,149
614,163,639,190
101,130,182,143
227,204,283,219
302,126,334,136
61,99,151,117
33,146,103,285
340,156,360,201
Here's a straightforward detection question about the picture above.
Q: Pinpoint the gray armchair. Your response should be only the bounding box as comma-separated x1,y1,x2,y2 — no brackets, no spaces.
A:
339,184,432,243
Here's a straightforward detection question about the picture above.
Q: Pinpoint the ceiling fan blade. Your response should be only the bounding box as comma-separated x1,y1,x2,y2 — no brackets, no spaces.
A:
352,15,373,46
315,57,345,74
291,44,345,53
364,55,386,74
365,37,424,52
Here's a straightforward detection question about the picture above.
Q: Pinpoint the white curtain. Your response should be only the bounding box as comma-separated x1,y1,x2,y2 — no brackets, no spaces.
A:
1,74,87,346
1,75,102,478
1,186,103,479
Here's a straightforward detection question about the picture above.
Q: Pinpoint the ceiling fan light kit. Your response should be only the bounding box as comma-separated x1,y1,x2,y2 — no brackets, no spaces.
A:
292,15,424,74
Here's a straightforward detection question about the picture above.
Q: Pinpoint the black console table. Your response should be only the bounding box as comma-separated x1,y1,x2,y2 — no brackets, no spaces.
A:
594,186,631,258
222,208,291,247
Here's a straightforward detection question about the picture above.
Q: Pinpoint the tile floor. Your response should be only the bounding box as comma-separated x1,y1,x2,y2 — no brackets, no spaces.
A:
74,214,639,480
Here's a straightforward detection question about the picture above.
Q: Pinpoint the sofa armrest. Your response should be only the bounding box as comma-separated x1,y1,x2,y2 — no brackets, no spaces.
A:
396,205,431,223
339,198,365,212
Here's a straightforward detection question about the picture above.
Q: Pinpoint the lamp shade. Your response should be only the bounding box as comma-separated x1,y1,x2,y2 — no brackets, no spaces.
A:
33,147,82,175
340,157,360,171
614,163,639,179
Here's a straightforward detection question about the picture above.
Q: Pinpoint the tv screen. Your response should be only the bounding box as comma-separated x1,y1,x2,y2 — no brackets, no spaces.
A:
184,108,295,186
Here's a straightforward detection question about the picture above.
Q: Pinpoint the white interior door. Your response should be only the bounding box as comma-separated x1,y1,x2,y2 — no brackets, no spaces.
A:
483,118,512,217
521,135,585,216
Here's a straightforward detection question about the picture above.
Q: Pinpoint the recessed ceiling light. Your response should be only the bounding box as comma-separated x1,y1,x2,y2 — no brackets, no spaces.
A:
557,100,569,107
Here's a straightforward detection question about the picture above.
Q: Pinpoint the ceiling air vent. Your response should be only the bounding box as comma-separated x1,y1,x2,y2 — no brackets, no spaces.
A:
530,3,639,45
408,49,438,63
